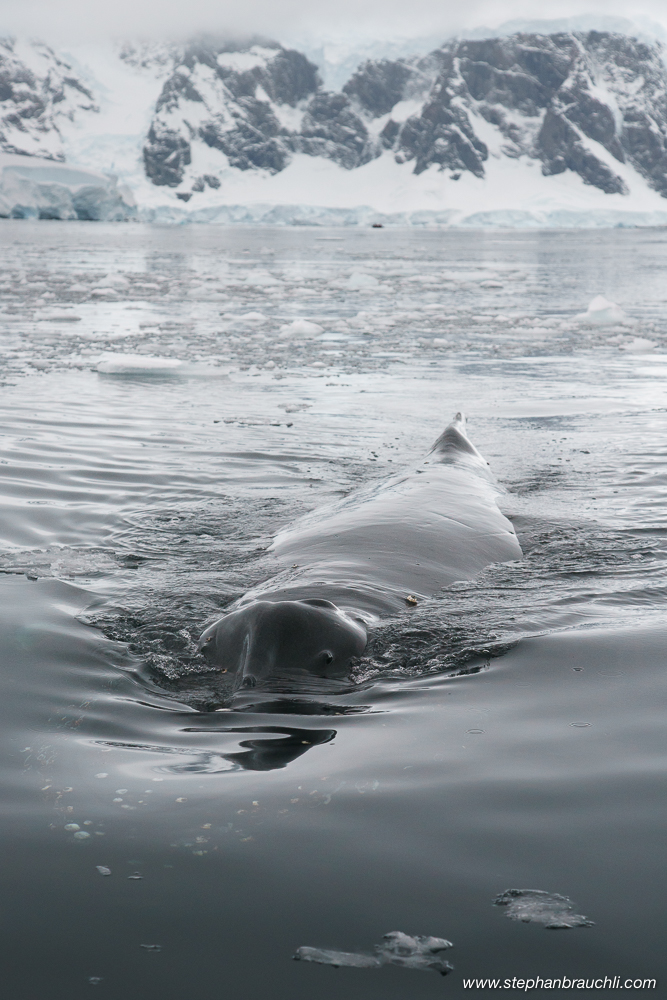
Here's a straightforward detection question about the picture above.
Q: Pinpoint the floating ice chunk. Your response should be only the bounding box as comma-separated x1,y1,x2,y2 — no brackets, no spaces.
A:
479,279,504,288
377,932,453,972
64,823,80,831
96,353,183,374
74,830,91,839
343,271,379,290
239,311,267,323
294,932,453,975
278,402,311,413
279,320,323,340
295,947,381,968
243,270,281,287
619,337,656,353
494,889,594,929
96,866,111,876
574,295,636,327
96,275,129,288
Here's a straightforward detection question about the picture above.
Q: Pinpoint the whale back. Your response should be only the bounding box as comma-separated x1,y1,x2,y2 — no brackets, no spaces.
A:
199,415,522,686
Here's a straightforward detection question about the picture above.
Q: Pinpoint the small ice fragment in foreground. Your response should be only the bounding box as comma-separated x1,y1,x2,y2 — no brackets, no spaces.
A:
619,337,656,353
128,872,143,879
574,295,635,327
295,947,381,968
94,773,108,779
74,831,91,839
96,866,111,876
88,976,103,984
96,353,183,374
294,931,453,975
376,932,453,973
64,823,80,831
140,944,162,951
494,889,594,928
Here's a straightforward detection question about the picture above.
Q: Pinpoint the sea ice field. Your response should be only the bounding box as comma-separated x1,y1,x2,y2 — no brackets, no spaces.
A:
0,221,665,997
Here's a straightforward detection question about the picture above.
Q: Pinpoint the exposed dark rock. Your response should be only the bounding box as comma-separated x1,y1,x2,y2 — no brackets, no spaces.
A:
0,38,98,159
143,123,191,186
343,59,414,116
394,97,488,176
200,114,288,173
538,109,628,194
156,72,204,113
291,92,370,169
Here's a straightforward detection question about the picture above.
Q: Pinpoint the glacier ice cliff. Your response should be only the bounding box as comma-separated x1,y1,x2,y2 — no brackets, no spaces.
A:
0,153,136,220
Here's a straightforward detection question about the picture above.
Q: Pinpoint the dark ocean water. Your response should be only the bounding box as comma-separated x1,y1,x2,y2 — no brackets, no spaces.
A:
0,222,666,997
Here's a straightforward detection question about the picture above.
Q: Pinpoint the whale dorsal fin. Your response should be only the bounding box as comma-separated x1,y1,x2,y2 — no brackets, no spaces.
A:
428,413,489,472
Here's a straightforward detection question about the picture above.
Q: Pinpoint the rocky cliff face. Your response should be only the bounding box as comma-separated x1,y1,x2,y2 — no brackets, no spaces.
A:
0,38,98,160
1,29,667,206
375,32,667,198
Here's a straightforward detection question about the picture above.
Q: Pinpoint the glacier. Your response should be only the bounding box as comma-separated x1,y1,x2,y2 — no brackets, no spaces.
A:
0,153,136,221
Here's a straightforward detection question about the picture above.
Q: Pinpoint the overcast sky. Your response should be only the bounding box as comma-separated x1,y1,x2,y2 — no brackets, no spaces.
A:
2,0,667,48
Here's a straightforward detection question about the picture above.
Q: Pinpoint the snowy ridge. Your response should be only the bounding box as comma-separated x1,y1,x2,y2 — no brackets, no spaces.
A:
2,30,667,226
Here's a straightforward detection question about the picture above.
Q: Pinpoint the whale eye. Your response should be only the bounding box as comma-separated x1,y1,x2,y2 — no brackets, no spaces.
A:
322,651,334,665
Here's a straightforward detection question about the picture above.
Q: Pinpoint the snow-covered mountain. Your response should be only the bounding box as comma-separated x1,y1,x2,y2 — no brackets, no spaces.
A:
3,30,667,225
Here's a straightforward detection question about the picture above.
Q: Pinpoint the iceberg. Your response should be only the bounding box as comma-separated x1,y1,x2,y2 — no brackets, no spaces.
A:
574,295,636,327
0,153,136,222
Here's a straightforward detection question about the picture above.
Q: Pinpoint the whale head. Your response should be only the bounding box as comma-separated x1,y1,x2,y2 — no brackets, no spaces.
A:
198,599,368,691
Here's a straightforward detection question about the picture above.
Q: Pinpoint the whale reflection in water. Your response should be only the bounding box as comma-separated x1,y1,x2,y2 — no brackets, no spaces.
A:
198,414,522,692
97,725,336,772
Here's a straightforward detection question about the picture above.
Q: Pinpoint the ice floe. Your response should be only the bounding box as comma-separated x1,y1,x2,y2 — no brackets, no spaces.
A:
96,353,183,374
494,889,594,929
294,931,453,974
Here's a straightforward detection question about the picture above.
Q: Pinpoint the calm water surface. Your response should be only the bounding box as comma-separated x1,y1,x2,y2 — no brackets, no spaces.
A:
1,223,666,997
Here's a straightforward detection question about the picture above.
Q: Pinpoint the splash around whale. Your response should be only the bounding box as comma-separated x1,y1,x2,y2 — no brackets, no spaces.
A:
198,415,522,691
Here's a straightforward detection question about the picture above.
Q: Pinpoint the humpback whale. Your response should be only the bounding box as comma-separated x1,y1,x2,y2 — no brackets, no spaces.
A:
198,414,521,690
